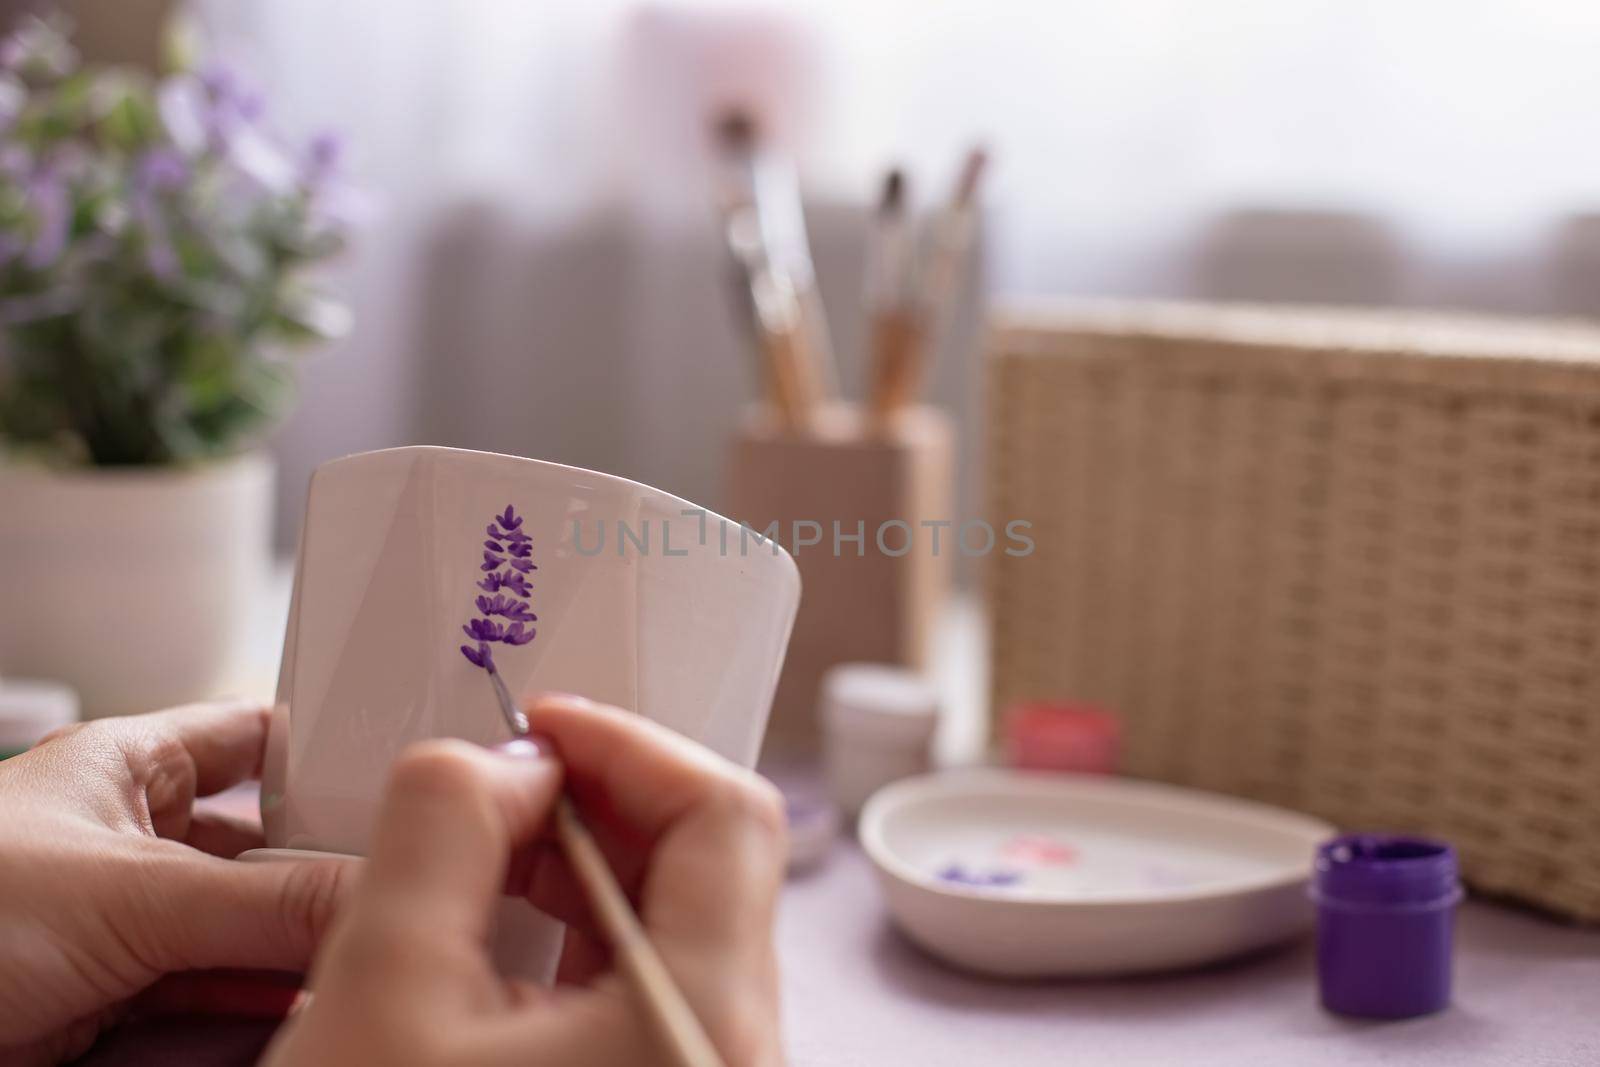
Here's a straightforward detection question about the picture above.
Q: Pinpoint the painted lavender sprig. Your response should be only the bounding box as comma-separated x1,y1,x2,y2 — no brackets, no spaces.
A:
460,504,537,675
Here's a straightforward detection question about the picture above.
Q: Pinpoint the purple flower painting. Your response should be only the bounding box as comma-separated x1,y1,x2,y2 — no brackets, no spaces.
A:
460,505,537,675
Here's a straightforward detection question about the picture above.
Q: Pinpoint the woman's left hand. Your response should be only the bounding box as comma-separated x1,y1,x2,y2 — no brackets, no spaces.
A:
0,701,356,1066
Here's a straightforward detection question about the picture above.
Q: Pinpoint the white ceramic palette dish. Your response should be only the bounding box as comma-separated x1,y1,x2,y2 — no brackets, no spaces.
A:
859,769,1334,977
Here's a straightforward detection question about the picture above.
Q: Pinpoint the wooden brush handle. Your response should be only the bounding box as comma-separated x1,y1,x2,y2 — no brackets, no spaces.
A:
751,270,821,434
764,323,822,433
867,308,925,432
554,797,728,1067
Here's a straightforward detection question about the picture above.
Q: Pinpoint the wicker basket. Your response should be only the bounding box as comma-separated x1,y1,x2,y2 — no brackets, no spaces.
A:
987,299,1600,922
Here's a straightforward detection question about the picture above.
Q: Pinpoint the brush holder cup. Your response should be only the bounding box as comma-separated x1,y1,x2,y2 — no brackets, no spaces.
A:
728,403,954,758
256,446,800,980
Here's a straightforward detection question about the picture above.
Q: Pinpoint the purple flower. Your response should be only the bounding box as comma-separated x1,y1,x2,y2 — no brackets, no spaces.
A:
134,148,189,192
299,128,375,228
497,571,532,597
22,164,68,270
460,504,538,673
0,144,29,178
475,594,504,616
130,149,189,280
460,642,494,670
475,594,536,622
304,130,342,182
488,523,531,545
480,569,533,596
463,617,505,643
201,65,263,118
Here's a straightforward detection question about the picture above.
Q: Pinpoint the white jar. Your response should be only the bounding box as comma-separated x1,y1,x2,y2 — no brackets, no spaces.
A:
822,663,939,816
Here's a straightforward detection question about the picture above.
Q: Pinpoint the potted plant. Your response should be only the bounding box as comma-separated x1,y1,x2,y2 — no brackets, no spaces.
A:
0,17,355,717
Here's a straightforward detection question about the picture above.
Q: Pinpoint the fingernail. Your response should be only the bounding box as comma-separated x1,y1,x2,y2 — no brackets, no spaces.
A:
493,737,549,761
529,692,596,717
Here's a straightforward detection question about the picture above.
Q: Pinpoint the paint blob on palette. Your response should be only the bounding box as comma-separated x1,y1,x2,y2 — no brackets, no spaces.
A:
932,830,1216,895
937,863,1025,889
935,834,1078,891
1000,833,1079,866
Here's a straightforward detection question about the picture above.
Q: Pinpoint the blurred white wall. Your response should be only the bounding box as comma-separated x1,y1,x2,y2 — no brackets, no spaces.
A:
193,0,1600,550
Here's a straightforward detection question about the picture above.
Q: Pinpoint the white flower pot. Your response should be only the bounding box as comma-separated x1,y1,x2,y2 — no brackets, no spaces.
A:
0,453,274,718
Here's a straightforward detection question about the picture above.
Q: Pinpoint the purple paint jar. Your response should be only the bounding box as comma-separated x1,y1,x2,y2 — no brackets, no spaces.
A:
1311,834,1463,1019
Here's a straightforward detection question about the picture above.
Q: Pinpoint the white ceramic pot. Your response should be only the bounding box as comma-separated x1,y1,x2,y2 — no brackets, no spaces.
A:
0,454,274,718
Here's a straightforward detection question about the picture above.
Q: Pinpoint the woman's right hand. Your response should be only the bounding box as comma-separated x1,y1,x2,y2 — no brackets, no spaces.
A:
261,694,788,1066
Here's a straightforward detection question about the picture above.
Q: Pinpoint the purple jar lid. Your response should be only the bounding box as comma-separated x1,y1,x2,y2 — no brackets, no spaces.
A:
1313,834,1461,910
1312,834,1463,1019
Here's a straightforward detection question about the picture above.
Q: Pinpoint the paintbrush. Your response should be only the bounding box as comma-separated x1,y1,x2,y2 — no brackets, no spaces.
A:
485,679,727,1067
712,107,834,426
865,148,988,434
711,110,767,381
463,506,727,1067
749,265,820,432
919,146,987,348
864,168,920,432
750,147,839,404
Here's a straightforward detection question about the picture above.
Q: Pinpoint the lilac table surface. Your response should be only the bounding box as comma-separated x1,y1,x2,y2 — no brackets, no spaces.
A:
72,833,1600,1067
778,841,1600,1066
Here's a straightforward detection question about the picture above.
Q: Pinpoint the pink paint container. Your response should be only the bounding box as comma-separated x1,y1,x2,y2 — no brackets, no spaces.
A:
1003,701,1119,774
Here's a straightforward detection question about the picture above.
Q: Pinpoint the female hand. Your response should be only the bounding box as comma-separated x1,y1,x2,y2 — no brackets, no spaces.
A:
262,695,788,1067
0,701,356,1066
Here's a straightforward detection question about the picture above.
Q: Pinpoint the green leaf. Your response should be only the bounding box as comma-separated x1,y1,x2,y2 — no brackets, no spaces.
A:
98,85,157,149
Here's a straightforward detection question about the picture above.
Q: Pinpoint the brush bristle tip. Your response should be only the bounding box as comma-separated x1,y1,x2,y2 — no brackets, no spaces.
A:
714,107,758,148
881,168,905,211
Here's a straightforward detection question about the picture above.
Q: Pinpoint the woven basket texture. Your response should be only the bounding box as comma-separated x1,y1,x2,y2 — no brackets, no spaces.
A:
988,300,1600,921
